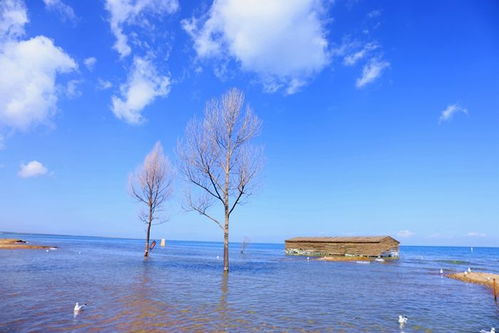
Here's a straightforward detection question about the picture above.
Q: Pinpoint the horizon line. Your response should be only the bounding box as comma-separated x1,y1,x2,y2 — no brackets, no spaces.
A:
1,230,498,248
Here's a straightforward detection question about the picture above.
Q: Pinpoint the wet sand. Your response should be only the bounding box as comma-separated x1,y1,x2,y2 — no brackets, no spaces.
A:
317,256,398,262
317,256,373,262
447,271,499,289
0,239,54,250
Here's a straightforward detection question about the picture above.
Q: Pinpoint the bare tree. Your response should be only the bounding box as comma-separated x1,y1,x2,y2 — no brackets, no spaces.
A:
178,88,262,272
129,142,174,257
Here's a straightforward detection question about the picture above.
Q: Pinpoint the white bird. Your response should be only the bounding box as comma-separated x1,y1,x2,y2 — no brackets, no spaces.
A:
467,267,472,273
464,271,468,275
480,328,495,333
398,315,408,327
440,268,443,274
74,302,87,313
306,257,310,261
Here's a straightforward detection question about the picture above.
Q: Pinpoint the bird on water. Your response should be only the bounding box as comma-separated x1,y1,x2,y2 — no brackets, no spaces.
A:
398,315,408,327
74,302,87,315
480,328,495,333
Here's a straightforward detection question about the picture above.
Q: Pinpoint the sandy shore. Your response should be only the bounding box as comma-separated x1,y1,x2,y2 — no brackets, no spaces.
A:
0,238,55,250
317,256,373,262
447,272,499,289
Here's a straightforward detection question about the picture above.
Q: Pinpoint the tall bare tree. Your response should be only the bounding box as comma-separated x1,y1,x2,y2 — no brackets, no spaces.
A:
129,142,174,257
178,88,262,272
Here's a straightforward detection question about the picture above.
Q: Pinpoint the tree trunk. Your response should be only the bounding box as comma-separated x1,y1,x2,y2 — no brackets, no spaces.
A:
144,222,151,257
144,203,153,257
223,211,229,272
223,145,231,272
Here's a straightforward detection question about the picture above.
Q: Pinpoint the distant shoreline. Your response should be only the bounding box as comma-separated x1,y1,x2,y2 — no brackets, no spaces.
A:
1,231,498,248
0,238,55,250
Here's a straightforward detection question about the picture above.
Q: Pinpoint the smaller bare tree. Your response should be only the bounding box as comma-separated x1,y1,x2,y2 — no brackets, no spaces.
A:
129,142,174,257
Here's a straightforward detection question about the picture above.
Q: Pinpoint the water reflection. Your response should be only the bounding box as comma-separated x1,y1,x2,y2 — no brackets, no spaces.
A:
216,272,229,331
123,262,171,330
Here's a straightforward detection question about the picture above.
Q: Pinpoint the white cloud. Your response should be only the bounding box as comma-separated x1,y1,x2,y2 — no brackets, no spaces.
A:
18,160,48,178
111,57,170,124
83,57,96,71
42,0,75,22
0,0,77,134
65,79,81,98
356,58,389,88
0,36,77,131
343,42,378,66
183,0,330,93
97,79,113,90
0,0,27,41
367,10,381,18
397,230,414,238
439,104,468,123
104,0,179,58
466,232,486,238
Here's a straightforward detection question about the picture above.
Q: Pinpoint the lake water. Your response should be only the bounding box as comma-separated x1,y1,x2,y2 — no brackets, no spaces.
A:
1,233,498,332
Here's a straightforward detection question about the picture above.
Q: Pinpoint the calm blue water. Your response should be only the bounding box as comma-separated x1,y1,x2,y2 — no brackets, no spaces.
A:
1,233,498,332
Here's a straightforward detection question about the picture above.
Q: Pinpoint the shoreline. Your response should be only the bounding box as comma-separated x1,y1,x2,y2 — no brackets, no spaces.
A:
447,271,499,289
0,239,55,250
317,256,398,262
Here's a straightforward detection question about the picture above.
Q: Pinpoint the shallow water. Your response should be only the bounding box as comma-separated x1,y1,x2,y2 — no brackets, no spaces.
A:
1,233,498,332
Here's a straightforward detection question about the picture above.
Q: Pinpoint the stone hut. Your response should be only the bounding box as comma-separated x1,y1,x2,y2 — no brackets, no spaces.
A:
285,236,400,258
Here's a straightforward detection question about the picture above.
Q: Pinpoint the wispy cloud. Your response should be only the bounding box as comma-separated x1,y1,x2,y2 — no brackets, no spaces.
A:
343,42,379,66
439,104,468,123
42,0,76,22
104,0,178,58
182,0,330,94
466,232,486,238
103,0,177,124
18,160,48,178
111,57,170,124
356,58,389,88
367,10,381,18
97,79,112,90
65,79,81,98
83,57,96,71
397,230,414,238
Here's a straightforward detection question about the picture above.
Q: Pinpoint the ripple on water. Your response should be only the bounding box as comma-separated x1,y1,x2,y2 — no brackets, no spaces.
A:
1,236,498,332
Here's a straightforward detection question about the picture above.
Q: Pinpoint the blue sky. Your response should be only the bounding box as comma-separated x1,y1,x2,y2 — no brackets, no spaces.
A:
0,0,498,246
